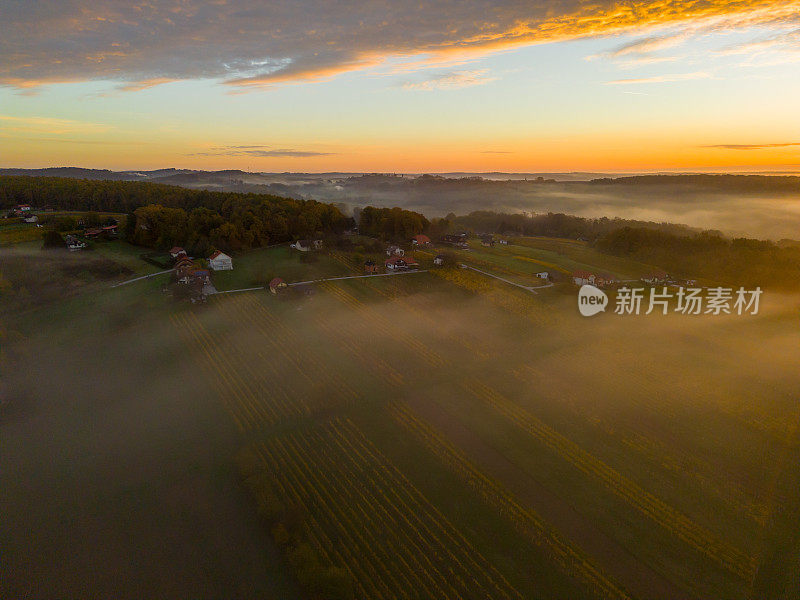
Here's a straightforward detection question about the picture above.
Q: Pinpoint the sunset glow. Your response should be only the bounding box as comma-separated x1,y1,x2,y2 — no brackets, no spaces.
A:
2,1,799,172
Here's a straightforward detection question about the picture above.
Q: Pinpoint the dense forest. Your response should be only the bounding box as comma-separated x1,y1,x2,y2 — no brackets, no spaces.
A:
0,176,429,254
356,206,429,241
443,210,698,241
596,226,800,289
0,176,351,255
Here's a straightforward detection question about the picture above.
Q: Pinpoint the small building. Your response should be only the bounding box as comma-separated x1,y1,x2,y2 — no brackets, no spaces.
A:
411,234,431,247
385,256,408,271
641,271,669,285
65,234,86,251
386,245,405,257
175,257,195,283
15,204,31,213
433,254,446,266
192,269,211,285
572,270,596,286
498,239,508,245
23,215,38,224
291,240,312,252
480,235,495,247
208,250,233,271
439,234,468,249
535,271,549,280
312,239,324,250
269,277,288,294
404,256,420,269
595,273,619,288
102,224,118,237
84,228,103,239
169,246,187,259
364,259,378,274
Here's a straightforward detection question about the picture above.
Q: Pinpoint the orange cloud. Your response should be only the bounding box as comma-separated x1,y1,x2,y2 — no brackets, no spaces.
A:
1,0,799,91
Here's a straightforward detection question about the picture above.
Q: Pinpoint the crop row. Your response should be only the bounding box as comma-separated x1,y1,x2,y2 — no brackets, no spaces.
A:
465,379,757,580
320,281,448,367
170,294,358,431
512,362,769,529
257,417,523,599
230,293,360,402
388,400,632,600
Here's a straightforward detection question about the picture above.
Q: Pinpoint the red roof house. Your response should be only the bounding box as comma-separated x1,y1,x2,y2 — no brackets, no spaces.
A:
385,256,408,270
411,234,431,247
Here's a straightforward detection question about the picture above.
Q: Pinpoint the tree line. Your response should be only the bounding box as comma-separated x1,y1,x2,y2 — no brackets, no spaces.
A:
441,210,696,241
596,226,800,289
0,176,351,255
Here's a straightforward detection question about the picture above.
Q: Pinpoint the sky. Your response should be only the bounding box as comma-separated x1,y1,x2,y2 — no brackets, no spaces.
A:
1,0,799,173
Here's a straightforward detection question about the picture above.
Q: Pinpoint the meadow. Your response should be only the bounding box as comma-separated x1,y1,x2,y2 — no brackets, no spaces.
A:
2,237,798,599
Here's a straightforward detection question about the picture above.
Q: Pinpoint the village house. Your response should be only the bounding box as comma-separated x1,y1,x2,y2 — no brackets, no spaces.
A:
23,214,38,224
15,204,31,213
364,259,378,274
480,235,495,247
84,228,103,239
641,271,670,285
535,271,549,280
433,254,446,266
169,246,187,259
411,234,431,247
208,250,233,271
572,270,596,286
102,224,118,237
291,239,323,252
291,240,311,252
498,239,508,245
385,256,408,271
65,235,86,251
175,257,196,283
386,245,405,257
439,234,468,249
594,273,619,288
404,256,420,269
269,277,288,294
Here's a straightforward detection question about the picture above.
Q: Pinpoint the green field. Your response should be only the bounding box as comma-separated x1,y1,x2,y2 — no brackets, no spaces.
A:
2,239,799,599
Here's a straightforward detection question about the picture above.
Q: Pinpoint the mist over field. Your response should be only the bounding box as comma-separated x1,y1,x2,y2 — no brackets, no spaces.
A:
3,258,799,598
6,168,799,240
297,178,800,241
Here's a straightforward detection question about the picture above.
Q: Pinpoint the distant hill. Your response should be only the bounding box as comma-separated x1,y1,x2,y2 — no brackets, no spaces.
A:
587,174,800,193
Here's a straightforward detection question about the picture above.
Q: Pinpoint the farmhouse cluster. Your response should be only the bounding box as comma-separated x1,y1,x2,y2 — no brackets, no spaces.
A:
168,246,233,302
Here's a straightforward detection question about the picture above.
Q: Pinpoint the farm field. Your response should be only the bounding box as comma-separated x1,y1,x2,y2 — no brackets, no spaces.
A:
2,242,799,599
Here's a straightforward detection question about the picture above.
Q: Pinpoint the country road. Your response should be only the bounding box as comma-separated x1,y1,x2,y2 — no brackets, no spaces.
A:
110,269,173,288
459,264,553,294
213,269,430,295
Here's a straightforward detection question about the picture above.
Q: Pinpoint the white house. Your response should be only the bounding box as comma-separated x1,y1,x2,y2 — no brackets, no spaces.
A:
386,245,405,257
433,254,445,266
535,271,549,280
23,215,38,223
208,250,233,271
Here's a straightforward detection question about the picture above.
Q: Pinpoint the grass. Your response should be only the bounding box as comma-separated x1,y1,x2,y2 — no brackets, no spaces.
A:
0,223,42,246
210,245,355,291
